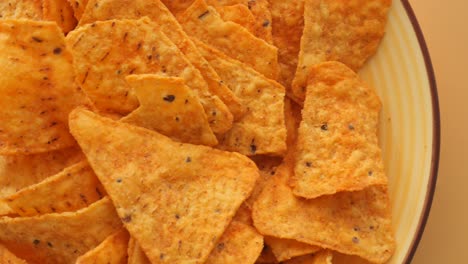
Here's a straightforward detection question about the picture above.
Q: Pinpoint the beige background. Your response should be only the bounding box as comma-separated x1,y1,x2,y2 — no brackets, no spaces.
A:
409,0,468,263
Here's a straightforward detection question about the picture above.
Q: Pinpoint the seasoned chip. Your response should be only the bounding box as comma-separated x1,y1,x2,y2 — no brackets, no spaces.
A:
68,0,88,20
291,0,391,101
179,0,279,80
197,41,286,156
283,251,333,264
5,161,106,217
332,251,373,264
127,238,151,264
0,197,122,263
0,147,84,201
66,18,233,134
122,75,217,146
0,0,43,20
217,4,257,36
0,20,90,154
252,163,395,263
264,237,320,262
256,244,278,263
0,244,27,264
69,108,259,264
78,0,244,120
291,62,387,199
206,221,263,264
42,0,78,33
76,229,129,264
269,0,305,90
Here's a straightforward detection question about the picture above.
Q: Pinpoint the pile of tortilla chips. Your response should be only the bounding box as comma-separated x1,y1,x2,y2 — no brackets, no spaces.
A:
0,0,395,263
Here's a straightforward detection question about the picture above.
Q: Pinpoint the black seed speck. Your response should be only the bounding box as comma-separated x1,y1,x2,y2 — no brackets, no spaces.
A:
122,214,132,223
368,171,373,176
160,253,165,260
33,239,40,245
47,242,53,247
32,36,43,43
163,95,175,102
217,242,225,251
116,178,122,183
198,10,210,19
305,162,312,167
186,157,192,163
348,124,355,130
369,225,375,230
262,20,270,27
352,237,359,244
321,123,328,131
53,47,62,55
250,144,257,154
353,226,360,232
175,214,180,219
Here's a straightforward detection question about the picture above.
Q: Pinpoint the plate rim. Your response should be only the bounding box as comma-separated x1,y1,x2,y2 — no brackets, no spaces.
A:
400,1,441,263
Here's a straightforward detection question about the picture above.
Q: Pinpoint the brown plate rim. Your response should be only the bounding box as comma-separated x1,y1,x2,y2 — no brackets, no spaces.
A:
400,1,441,263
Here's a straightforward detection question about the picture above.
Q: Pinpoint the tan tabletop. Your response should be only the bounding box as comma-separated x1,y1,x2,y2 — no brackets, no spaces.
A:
409,0,468,263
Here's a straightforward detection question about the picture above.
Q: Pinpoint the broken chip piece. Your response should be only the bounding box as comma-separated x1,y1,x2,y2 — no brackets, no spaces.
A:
122,74,218,146
69,108,259,264
291,61,387,199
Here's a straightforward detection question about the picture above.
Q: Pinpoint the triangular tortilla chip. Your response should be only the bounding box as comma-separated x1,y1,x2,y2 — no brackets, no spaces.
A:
291,0,391,101
78,0,244,120
121,75,217,146
252,162,395,263
196,41,287,156
0,147,84,201
67,0,88,20
0,20,90,154
179,0,279,80
42,0,78,33
0,244,27,264
76,229,129,264
0,197,122,264
5,161,106,216
264,237,320,262
217,4,256,36
127,238,151,264
269,0,304,90
206,221,263,264
69,108,259,264
291,62,387,199
0,0,43,20
66,17,233,134
283,251,333,264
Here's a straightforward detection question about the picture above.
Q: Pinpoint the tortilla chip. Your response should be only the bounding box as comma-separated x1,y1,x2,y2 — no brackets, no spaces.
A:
291,62,387,199
127,238,151,264
252,163,395,263
42,0,78,33
69,108,259,264
78,0,244,120
76,229,129,264
291,0,391,101
206,221,263,264
264,237,320,262
196,41,286,156
0,197,122,263
0,244,27,264
217,4,256,36
269,0,304,91
66,18,233,134
0,0,43,20
0,20,90,154
283,251,333,264
332,252,373,264
121,75,217,146
256,244,278,263
0,147,84,201
179,0,279,80
68,0,88,20
5,161,106,217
